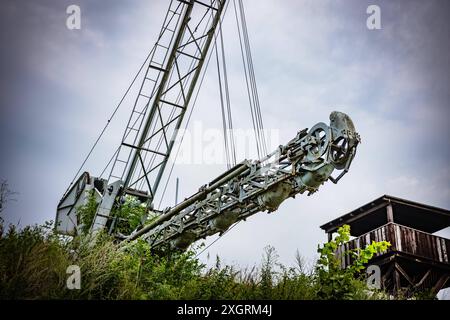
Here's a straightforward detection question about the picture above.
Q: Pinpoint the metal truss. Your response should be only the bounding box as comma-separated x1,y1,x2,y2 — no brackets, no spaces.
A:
108,0,226,203
128,112,360,250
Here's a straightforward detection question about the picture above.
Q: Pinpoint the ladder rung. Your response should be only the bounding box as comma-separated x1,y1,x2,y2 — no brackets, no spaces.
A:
132,110,145,115
126,127,139,131
165,28,175,33
156,43,169,50
139,93,151,99
149,64,166,72
145,77,156,82
169,9,181,16
193,0,218,11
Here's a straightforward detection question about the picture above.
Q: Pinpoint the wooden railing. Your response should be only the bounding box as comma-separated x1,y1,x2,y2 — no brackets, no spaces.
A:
337,223,450,268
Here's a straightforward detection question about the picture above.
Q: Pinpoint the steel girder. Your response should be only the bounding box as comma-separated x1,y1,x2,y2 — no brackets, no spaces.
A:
110,0,226,202
128,111,360,250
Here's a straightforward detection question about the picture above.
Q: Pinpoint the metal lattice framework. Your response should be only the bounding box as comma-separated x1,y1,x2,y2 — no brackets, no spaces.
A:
56,1,361,249
108,0,226,202
128,112,360,250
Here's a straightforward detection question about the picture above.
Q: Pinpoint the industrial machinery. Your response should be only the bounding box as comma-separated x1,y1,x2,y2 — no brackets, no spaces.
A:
55,0,360,251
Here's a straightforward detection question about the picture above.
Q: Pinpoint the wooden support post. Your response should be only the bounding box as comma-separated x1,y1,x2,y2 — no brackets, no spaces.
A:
414,269,432,289
386,203,394,223
382,262,395,292
395,262,414,286
431,274,450,296
394,269,401,294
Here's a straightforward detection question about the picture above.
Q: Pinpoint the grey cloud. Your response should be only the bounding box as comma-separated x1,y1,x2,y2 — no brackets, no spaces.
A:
0,1,448,298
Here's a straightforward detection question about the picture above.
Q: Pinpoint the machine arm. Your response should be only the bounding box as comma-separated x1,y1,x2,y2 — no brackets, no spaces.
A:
127,111,360,250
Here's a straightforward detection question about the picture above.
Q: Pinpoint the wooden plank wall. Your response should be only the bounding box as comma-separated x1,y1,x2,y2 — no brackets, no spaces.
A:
337,223,450,268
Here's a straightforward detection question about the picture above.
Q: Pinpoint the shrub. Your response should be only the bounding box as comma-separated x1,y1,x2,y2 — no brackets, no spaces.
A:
0,219,394,300
315,225,391,299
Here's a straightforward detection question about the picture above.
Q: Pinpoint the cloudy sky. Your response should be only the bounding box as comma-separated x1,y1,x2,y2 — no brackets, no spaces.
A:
0,0,449,295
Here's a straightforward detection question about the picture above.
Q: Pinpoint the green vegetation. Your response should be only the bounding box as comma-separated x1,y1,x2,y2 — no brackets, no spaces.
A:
316,224,390,299
76,190,98,235
0,181,397,300
0,215,393,300
111,196,155,235
76,192,154,236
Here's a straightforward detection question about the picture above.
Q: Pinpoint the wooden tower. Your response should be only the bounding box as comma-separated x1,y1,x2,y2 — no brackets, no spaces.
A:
320,195,450,297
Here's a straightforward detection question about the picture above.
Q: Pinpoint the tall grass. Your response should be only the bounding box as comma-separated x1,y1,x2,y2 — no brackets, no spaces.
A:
0,220,389,300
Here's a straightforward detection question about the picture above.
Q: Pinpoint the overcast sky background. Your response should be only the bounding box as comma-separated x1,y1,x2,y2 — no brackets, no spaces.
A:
0,0,449,297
